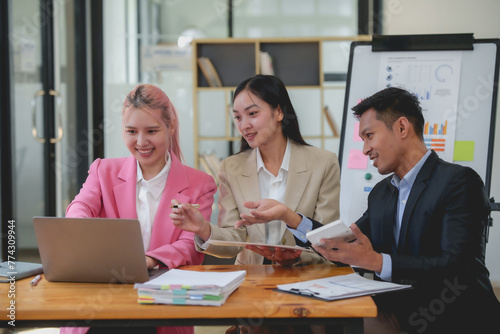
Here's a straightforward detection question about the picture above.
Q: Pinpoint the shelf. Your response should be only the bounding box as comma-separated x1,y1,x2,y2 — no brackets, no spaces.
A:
196,42,255,87
260,41,320,86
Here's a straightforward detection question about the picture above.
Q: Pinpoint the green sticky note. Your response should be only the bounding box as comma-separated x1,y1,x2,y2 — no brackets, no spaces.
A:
453,141,475,161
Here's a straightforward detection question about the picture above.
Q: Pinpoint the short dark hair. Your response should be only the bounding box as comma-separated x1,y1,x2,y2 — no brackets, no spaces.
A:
352,87,425,138
233,75,309,152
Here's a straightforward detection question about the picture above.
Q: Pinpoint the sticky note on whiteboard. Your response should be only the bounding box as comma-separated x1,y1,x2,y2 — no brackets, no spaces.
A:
348,149,368,169
453,141,474,161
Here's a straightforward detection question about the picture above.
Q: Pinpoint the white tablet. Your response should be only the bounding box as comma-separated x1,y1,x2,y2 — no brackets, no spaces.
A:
306,220,356,246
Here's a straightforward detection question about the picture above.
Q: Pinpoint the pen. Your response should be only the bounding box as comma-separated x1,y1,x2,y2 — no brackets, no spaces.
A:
170,204,200,209
30,274,42,287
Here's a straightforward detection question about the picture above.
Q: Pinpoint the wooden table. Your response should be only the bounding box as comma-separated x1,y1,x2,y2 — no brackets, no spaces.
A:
1,264,377,332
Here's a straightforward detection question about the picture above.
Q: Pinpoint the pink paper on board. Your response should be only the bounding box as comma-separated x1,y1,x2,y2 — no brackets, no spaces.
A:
353,122,362,142
348,149,368,169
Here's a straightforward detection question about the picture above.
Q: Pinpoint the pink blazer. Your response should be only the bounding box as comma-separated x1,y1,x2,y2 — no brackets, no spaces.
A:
66,153,217,269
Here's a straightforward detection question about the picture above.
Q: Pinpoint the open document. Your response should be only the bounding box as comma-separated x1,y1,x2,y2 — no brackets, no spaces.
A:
277,273,411,301
135,269,246,306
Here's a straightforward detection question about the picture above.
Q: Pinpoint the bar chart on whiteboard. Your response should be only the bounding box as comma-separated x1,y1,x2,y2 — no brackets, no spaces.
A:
377,51,462,162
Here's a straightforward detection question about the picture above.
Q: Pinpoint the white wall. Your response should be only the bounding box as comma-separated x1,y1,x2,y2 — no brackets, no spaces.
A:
382,0,500,286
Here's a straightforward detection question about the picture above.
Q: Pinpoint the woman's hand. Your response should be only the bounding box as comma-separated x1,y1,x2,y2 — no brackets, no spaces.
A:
235,199,302,229
145,256,158,269
170,199,212,241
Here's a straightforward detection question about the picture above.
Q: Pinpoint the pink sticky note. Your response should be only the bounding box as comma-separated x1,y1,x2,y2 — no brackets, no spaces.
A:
348,149,368,169
353,122,362,142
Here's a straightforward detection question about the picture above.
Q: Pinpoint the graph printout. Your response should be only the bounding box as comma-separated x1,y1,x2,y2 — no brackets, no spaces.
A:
378,52,462,162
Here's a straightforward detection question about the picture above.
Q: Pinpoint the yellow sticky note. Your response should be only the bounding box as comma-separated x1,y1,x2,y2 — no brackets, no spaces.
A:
453,141,474,161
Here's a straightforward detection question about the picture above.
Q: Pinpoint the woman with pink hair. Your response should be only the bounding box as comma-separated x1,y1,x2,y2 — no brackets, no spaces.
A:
62,84,217,334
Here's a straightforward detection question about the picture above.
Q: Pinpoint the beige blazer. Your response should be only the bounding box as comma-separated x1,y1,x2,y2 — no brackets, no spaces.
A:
198,141,340,265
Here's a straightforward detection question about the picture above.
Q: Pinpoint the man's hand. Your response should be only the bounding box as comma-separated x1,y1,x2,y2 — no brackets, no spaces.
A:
312,223,383,272
235,199,302,229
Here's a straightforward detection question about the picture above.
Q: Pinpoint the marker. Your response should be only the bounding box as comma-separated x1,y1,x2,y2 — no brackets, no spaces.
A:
30,274,42,287
170,204,200,209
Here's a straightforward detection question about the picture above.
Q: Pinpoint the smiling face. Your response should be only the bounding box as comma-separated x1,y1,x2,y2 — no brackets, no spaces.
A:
123,108,173,179
232,90,284,150
359,108,403,176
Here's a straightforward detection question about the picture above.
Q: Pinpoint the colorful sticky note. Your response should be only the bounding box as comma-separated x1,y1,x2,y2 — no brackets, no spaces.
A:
453,141,475,161
348,149,368,169
353,122,362,142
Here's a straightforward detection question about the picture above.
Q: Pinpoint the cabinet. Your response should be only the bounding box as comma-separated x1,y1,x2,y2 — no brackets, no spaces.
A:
192,36,370,170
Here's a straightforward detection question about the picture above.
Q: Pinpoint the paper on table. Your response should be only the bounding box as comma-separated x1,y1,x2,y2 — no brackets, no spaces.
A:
137,281,244,306
137,290,239,306
135,268,246,292
135,269,246,306
277,273,411,301
206,240,314,253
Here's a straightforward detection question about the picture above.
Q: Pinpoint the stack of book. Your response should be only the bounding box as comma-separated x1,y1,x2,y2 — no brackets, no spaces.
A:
134,269,246,306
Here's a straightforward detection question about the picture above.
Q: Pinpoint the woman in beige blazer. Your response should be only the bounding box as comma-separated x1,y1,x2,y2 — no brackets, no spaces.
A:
171,75,340,266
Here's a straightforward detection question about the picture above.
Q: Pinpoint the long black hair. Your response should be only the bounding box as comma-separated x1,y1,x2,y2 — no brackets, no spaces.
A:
233,75,309,152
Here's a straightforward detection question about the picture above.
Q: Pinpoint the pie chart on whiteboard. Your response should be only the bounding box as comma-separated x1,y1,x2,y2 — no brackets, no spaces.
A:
435,64,454,82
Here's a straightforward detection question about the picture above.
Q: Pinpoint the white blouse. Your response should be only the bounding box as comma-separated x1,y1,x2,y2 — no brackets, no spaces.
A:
136,152,172,251
255,139,291,245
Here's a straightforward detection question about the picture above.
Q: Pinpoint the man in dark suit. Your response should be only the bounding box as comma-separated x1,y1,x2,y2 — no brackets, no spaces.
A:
236,87,500,333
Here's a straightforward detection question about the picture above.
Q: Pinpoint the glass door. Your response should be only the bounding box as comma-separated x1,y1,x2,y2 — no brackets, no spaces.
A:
8,0,79,258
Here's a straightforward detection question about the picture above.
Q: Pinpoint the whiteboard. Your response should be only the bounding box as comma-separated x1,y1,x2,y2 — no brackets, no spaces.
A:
338,39,499,225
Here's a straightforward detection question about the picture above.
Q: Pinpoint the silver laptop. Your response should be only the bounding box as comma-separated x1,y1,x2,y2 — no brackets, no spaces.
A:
33,217,159,283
